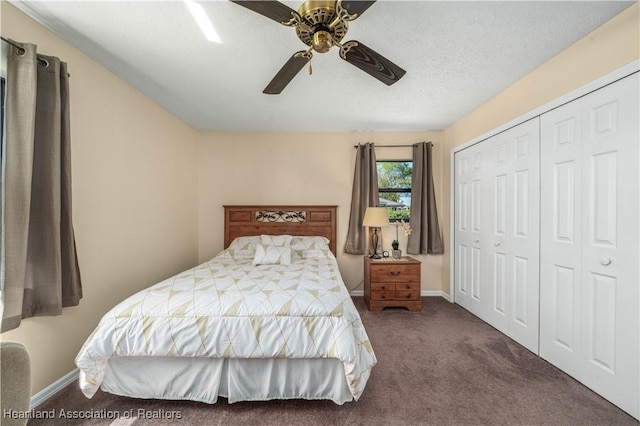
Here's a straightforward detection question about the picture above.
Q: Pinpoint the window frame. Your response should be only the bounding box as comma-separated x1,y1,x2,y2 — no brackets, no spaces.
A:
376,159,412,223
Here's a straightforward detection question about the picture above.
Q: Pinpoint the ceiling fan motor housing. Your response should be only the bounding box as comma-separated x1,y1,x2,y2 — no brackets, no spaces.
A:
295,1,348,52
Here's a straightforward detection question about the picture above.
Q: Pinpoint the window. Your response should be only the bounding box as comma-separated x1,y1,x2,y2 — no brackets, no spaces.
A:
377,160,412,221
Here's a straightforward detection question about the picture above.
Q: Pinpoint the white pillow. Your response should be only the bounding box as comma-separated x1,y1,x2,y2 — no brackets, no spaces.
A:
290,236,331,258
222,236,261,259
260,234,292,247
252,244,292,266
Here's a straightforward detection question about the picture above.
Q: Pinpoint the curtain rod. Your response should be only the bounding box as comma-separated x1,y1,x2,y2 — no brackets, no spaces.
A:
1,37,25,54
353,142,432,148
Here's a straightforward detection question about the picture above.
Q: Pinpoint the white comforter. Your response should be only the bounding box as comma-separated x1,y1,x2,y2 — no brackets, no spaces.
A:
75,251,376,401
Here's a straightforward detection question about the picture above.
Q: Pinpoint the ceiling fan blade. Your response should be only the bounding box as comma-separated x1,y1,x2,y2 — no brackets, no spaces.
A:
264,51,312,94
339,1,377,19
339,41,406,86
230,1,297,25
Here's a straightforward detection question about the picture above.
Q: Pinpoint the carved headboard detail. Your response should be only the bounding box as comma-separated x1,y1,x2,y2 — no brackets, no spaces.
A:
224,205,338,255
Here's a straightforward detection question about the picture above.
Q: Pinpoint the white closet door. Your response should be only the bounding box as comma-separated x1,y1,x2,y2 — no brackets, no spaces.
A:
454,142,487,319
580,74,639,417
484,131,510,333
503,119,540,353
539,98,583,379
540,73,639,418
484,119,540,353
455,119,540,354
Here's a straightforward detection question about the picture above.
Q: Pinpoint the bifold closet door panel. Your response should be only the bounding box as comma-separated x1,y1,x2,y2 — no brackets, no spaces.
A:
503,119,540,354
580,73,639,418
454,142,488,319
539,98,583,379
483,119,540,353
540,73,639,419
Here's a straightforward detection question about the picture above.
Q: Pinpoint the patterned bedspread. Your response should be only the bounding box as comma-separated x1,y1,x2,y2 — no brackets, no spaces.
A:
75,251,377,401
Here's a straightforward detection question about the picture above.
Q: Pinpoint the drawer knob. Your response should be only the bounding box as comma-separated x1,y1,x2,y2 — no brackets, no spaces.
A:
390,271,401,276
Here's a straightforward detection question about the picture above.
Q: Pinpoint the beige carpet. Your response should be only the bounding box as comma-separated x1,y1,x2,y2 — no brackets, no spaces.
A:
27,297,636,426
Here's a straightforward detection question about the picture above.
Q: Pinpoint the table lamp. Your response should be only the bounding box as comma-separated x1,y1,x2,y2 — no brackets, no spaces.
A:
362,207,389,259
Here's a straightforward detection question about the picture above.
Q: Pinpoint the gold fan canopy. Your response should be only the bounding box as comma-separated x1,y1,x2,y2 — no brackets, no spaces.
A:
295,0,348,52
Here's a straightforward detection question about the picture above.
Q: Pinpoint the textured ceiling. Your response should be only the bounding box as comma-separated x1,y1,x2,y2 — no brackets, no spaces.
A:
10,0,635,132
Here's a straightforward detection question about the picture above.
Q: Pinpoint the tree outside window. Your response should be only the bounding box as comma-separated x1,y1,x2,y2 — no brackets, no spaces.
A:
377,161,412,221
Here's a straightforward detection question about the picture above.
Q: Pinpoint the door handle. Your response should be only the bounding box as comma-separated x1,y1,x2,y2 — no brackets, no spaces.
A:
600,258,612,266
494,242,501,247
474,239,480,243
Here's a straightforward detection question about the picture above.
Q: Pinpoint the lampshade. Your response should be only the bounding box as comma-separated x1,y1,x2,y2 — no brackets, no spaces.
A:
362,207,390,228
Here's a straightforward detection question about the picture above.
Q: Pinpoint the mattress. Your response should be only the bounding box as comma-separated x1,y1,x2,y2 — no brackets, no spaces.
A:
76,246,376,403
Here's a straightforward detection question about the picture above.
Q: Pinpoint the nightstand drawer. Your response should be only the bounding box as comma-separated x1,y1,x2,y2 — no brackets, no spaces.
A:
370,290,394,301
370,282,420,301
396,282,419,292
394,288,420,301
370,264,420,283
370,282,394,292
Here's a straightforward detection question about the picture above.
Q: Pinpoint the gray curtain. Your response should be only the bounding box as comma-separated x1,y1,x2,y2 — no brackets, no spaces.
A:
344,143,379,254
407,142,444,255
1,41,82,332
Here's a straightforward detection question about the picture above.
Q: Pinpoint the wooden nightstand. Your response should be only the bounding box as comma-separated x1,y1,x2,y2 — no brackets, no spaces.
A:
364,256,422,312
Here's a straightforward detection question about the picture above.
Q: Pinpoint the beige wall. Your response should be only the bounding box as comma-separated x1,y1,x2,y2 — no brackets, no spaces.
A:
1,4,200,395
197,131,445,293
441,3,640,295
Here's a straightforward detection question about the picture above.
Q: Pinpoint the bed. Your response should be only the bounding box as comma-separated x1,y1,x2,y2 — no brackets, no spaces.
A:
75,205,376,404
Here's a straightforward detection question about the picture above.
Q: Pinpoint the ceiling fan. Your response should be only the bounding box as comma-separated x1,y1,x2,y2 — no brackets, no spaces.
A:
230,0,406,94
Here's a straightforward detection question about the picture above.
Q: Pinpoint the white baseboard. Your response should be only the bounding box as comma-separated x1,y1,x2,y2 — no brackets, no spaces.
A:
421,290,448,299
438,292,453,302
31,368,79,409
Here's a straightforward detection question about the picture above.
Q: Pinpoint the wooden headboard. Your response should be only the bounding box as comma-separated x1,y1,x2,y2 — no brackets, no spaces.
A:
224,205,338,255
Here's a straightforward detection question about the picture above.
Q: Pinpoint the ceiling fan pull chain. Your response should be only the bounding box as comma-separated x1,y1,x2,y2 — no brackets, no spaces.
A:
308,62,313,75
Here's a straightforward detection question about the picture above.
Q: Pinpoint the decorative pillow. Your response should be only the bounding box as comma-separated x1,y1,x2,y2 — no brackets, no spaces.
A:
303,248,334,259
260,234,292,247
290,236,331,258
223,235,261,259
252,244,292,266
